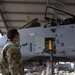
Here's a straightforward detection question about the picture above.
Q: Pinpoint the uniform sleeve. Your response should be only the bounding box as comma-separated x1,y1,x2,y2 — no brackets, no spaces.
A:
6,45,24,75
6,45,21,65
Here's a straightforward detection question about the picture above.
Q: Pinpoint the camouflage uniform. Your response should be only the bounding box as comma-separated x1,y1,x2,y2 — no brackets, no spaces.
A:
1,40,24,75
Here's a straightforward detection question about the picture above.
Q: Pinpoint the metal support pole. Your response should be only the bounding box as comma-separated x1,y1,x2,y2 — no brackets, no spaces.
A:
50,51,54,75
46,51,54,75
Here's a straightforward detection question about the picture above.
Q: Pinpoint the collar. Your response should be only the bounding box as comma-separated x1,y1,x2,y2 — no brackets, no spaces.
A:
6,39,20,49
6,39,14,44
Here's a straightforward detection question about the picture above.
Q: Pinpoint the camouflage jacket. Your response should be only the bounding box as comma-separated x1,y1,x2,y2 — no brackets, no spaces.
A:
1,40,24,75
